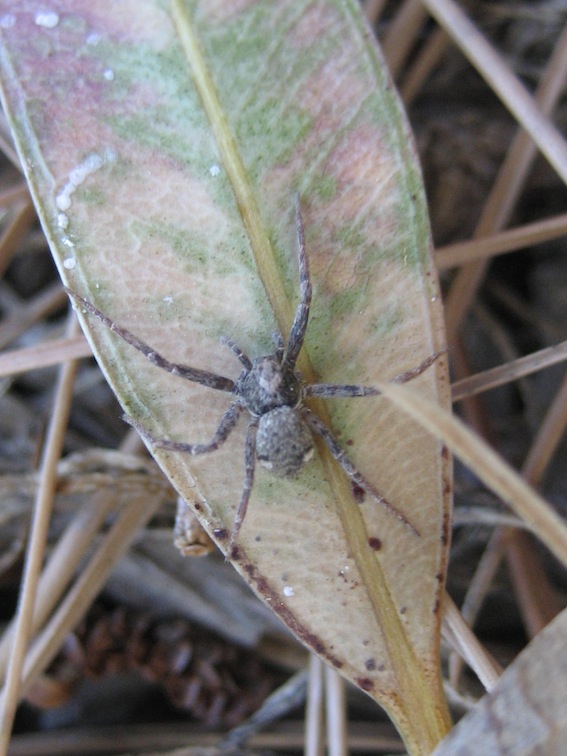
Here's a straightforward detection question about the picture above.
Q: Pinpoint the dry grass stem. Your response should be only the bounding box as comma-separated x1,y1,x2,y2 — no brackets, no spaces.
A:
521,372,567,485
442,596,502,692
3,491,163,708
436,213,567,270
0,183,29,209
375,380,567,567
0,492,116,681
423,0,567,183
0,332,91,377
451,339,567,401
448,527,512,688
0,315,80,755
0,283,68,349
364,0,387,26
325,667,347,756
506,531,564,638
0,113,22,168
444,20,567,336
452,363,567,685
399,26,450,103
382,0,428,76
0,201,36,277
305,654,325,756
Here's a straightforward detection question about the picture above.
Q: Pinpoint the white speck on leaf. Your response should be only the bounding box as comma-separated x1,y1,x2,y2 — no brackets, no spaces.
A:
86,32,101,45
209,164,221,177
56,151,115,211
283,586,295,597
57,212,69,229
103,69,114,81
63,257,76,270
35,10,59,28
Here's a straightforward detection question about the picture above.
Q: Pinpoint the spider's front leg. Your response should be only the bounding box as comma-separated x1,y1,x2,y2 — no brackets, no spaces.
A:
283,196,312,371
66,288,236,393
300,407,420,536
220,336,253,370
125,400,244,455
304,351,446,399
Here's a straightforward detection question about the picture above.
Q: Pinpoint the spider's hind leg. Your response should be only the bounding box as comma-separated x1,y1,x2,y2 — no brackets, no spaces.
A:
300,407,420,537
228,419,259,557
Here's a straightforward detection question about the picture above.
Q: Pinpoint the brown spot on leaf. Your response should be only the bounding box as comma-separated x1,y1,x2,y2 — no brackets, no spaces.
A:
355,677,375,692
367,536,382,551
441,509,451,546
241,557,343,669
351,481,365,503
229,544,243,561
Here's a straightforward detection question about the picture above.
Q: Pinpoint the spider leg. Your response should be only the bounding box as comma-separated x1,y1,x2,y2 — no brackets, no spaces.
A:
124,400,244,455
271,331,285,361
220,336,252,370
304,383,381,398
66,289,236,393
228,419,259,556
299,407,420,536
304,351,445,398
391,350,446,384
283,195,312,371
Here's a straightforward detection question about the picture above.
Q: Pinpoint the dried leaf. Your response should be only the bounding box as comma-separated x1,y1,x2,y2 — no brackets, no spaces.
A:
434,608,567,755
0,1,451,749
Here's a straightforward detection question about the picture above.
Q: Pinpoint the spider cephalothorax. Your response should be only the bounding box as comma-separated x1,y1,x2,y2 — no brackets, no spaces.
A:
238,355,302,415
67,197,441,555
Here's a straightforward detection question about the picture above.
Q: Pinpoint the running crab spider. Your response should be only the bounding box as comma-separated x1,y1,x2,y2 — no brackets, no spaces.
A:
66,197,442,555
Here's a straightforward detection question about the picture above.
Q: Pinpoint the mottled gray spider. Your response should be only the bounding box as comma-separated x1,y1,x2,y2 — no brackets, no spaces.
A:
67,198,441,554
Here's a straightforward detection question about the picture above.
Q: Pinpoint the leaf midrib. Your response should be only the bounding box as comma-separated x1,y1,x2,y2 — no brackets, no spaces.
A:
170,1,444,745
171,0,294,336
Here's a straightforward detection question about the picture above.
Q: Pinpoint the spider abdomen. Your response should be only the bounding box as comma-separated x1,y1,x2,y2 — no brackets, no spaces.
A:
256,406,314,478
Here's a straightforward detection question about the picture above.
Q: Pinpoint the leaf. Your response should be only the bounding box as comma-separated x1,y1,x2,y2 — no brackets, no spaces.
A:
434,608,567,755
0,1,451,750
375,380,567,567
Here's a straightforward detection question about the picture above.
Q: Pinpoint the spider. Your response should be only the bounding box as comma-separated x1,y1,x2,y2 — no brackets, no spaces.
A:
67,197,442,555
